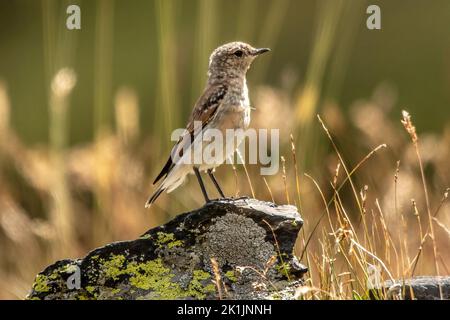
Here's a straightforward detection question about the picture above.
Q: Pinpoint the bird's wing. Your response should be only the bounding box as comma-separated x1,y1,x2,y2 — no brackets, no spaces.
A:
153,83,228,185
185,83,228,133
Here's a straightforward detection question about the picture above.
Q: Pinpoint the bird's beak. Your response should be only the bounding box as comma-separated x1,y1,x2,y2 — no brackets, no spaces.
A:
252,48,271,56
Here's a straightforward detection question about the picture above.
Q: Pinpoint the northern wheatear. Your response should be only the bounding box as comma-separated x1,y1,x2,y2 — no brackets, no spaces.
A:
145,42,269,207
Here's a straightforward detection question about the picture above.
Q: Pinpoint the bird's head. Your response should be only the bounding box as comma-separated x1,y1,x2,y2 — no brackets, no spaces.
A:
207,42,270,81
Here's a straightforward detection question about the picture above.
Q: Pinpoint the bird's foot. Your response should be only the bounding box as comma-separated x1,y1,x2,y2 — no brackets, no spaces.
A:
231,195,250,200
220,195,250,203
204,196,250,204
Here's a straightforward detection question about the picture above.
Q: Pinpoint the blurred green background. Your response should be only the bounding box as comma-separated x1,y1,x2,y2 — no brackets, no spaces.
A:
1,0,449,145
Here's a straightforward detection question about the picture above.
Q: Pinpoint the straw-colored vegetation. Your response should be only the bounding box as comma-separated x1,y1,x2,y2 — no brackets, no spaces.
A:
0,0,449,299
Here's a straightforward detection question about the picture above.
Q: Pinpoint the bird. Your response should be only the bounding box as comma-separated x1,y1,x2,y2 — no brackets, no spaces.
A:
145,41,270,208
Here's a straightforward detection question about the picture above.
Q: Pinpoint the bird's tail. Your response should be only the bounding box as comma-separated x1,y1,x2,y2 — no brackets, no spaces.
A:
145,164,189,208
145,186,165,208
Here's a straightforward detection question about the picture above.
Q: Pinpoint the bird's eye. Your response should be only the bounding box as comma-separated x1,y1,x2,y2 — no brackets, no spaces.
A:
233,50,244,57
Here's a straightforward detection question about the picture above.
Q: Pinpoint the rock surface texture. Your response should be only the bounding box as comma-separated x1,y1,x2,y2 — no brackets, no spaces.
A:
28,198,307,300
377,276,450,300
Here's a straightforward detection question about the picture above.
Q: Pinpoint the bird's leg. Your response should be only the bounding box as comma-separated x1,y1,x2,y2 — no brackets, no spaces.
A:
207,169,225,198
194,167,210,203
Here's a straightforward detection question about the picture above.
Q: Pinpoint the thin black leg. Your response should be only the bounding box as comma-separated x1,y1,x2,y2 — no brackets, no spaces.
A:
194,167,210,203
207,169,225,198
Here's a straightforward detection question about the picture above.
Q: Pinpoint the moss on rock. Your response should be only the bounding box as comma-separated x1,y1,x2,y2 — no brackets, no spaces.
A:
156,232,184,249
32,274,51,293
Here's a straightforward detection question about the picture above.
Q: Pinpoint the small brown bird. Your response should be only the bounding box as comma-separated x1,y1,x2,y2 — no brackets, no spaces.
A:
145,42,270,208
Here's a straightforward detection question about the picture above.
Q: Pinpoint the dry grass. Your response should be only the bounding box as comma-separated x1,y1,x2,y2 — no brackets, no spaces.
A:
0,77,449,299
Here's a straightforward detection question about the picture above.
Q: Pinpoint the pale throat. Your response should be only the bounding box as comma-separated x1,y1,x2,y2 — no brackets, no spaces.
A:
242,79,251,128
241,78,250,109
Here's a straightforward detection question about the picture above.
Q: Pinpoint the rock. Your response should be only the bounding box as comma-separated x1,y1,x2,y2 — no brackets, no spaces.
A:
27,198,307,300
371,276,450,300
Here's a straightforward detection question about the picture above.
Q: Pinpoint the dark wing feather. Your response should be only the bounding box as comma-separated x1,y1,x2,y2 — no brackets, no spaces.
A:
152,83,228,185
185,83,228,133
152,156,173,184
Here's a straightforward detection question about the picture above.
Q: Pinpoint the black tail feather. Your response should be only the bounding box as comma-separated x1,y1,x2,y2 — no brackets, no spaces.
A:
153,156,173,185
145,187,165,208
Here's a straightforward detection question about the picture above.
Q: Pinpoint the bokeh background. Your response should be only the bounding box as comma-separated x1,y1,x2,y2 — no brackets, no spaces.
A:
0,0,449,299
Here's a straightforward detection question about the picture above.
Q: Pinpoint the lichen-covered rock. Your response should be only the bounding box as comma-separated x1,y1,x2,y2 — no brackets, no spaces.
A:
372,276,450,300
27,198,307,300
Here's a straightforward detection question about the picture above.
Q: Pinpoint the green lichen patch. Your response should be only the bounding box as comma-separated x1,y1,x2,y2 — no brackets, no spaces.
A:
95,254,215,299
187,270,216,299
61,264,78,274
271,292,282,300
128,259,175,292
85,286,96,294
75,294,90,300
225,270,238,282
156,232,184,249
126,260,214,299
102,254,127,280
29,262,83,299
93,286,126,300
32,274,51,293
